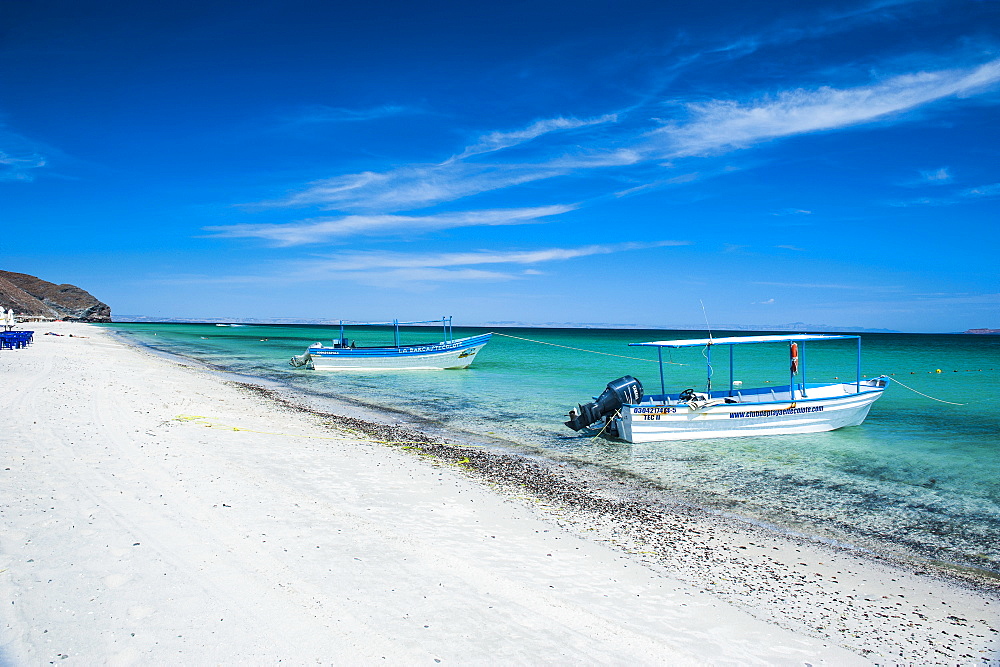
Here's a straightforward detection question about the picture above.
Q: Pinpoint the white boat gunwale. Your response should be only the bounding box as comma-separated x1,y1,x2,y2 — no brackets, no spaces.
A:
631,385,887,407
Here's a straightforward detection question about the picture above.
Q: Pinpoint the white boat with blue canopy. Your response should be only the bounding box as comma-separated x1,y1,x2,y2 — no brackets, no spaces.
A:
565,333,889,442
290,317,491,370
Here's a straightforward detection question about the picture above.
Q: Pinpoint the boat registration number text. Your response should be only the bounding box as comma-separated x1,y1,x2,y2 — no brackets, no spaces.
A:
632,407,677,416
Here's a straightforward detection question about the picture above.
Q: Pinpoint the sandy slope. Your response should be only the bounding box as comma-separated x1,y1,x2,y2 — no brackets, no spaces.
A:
0,322,994,665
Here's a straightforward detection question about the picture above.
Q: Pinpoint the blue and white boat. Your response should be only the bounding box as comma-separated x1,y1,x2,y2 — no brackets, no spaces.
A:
290,317,491,371
565,334,889,442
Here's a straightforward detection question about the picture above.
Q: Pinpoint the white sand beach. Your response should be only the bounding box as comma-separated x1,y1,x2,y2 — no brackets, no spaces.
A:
1,322,997,665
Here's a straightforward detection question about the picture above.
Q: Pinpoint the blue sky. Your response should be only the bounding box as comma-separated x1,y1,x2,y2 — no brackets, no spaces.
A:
1,0,998,332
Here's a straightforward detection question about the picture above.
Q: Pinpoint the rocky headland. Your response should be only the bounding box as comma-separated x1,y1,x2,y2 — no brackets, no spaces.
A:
0,270,111,322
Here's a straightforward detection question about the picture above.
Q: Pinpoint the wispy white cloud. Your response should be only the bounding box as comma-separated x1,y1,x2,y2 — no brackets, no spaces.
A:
454,115,617,159
0,150,46,181
305,240,686,273
964,182,1000,198
613,170,716,198
543,148,643,170
889,181,1000,206
265,161,568,212
163,240,687,289
650,59,1000,157
340,267,517,287
898,166,953,187
285,240,687,287
920,167,952,183
204,205,575,246
257,57,1000,216
284,104,421,125
260,114,619,212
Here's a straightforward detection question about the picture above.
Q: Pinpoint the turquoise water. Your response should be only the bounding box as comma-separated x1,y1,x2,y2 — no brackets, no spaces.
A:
106,322,1000,573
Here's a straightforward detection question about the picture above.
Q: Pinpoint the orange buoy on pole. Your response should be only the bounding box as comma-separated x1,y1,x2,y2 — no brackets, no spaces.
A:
790,342,799,374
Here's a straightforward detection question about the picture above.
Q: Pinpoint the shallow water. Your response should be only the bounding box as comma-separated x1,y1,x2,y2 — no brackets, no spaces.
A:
105,322,1000,572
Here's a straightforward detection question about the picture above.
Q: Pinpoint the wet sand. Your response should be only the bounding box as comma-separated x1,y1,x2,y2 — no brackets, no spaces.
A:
1,322,997,664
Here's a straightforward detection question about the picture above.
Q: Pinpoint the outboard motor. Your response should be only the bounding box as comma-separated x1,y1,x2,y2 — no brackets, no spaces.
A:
565,376,643,431
289,352,312,368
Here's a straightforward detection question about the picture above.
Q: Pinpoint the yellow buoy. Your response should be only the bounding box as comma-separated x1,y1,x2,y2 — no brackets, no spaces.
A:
935,369,942,373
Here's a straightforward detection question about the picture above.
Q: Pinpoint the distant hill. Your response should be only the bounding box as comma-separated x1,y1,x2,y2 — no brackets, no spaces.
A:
0,270,111,322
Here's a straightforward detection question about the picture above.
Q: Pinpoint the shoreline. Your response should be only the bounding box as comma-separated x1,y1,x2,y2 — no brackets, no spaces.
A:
113,323,1000,583
2,322,997,663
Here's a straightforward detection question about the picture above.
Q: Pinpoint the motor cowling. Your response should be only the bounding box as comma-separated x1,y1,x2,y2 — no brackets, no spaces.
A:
565,376,643,431
289,353,312,368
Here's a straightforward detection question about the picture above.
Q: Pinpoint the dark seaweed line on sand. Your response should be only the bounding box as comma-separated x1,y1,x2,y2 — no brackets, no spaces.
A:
228,379,1000,585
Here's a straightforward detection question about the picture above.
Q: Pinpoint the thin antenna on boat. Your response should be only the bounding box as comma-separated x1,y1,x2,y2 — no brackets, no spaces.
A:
700,299,713,342
700,300,713,395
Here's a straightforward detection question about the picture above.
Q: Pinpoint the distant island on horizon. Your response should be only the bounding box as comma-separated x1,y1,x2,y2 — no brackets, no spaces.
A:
108,317,1000,335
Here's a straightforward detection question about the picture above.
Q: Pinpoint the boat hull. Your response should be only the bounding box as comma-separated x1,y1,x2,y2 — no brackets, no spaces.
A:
618,380,887,442
305,333,491,370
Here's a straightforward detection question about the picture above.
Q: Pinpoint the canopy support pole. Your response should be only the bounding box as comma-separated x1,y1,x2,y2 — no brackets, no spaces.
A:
729,345,734,396
856,338,862,393
789,342,795,400
658,348,666,400
706,345,713,396
801,342,808,398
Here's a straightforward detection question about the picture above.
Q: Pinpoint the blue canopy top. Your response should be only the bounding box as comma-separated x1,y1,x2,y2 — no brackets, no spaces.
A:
629,333,859,348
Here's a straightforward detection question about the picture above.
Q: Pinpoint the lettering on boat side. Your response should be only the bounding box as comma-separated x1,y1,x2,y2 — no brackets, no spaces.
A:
317,343,462,355
396,342,469,353
729,406,824,419
632,407,677,415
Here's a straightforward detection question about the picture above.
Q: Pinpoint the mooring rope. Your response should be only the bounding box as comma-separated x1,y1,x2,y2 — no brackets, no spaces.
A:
488,332,683,364
590,410,622,441
886,378,966,406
